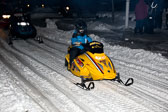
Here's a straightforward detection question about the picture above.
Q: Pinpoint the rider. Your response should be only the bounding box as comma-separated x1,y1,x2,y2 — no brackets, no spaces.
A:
69,20,92,67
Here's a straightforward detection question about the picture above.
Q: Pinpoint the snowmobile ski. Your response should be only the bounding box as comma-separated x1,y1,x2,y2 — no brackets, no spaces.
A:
114,73,134,86
75,82,95,90
75,77,95,90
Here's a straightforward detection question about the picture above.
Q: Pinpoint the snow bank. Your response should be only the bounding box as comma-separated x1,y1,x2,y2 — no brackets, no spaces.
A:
87,21,112,31
96,12,113,18
36,19,73,44
94,11,136,30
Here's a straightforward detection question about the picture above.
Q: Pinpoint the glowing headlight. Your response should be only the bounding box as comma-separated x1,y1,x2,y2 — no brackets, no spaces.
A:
17,22,30,26
2,15,11,19
66,6,70,11
95,56,106,60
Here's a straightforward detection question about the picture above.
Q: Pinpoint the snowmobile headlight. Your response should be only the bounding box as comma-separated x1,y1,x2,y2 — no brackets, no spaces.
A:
95,56,106,60
17,22,30,26
2,15,11,19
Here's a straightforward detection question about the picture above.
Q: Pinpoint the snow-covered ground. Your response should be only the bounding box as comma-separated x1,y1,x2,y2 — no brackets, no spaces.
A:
0,18,168,112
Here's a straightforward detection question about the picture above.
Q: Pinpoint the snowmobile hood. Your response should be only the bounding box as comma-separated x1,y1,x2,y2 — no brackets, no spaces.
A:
77,51,117,80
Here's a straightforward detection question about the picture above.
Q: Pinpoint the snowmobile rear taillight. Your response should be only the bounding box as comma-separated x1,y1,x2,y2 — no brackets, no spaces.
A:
76,58,84,67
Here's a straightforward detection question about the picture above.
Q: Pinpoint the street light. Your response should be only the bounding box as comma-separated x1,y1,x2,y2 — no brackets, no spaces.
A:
27,4,30,8
42,4,45,8
66,6,70,11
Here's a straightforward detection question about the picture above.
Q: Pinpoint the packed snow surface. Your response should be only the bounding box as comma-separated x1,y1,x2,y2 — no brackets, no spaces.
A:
0,19,168,112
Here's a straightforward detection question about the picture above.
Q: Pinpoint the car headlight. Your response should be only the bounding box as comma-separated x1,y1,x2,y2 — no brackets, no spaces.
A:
17,22,30,26
2,15,11,19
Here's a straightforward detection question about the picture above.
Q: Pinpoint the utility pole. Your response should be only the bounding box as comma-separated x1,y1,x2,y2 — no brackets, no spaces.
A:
125,0,130,29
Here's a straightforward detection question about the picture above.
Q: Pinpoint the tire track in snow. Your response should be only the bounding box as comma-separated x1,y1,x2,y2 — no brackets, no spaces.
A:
36,34,168,111
0,60,44,112
102,58,168,111
13,40,122,112
103,78,168,112
24,39,155,112
42,37,68,53
110,56,168,78
39,39,168,112
105,82,168,112
27,40,65,60
1,42,94,112
112,57,168,90
28,39,168,92
0,43,60,112
30,37,168,112
11,41,98,112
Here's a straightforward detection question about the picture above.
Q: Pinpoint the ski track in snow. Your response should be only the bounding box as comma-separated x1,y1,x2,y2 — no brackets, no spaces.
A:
0,59,45,112
35,38,168,112
0,32,168,112
0,42,61,112
12,39,152,112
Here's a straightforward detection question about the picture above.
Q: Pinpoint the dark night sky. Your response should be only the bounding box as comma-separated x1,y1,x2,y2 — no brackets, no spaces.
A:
2,0,167,13
0,0,126,10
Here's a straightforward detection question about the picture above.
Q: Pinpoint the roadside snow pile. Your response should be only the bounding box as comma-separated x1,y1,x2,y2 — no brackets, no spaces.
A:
88,21,112,31
95,11,135,29
96,12,112,18
46,19,58,28
37,19,109,44
96,11,135,21
36,19,73,44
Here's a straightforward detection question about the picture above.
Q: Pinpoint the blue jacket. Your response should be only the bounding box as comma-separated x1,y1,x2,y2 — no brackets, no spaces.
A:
71,31,92,50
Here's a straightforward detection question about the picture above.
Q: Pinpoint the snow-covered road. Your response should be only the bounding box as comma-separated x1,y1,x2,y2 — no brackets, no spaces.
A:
0,20,168,112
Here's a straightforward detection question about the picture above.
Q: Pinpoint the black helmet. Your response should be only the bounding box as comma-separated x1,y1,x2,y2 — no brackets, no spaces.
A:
75,20,87,35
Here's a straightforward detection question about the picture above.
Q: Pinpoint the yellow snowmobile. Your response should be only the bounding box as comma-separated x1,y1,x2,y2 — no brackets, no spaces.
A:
65,41,133,90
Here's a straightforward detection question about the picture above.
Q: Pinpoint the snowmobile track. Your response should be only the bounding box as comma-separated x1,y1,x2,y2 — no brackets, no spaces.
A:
110,56,168,76
103,80,168,112
112,58,168,90
22,39,166,111
9,42,97,112
27,38,168,94
13,40,151,112
0,42,60,112
26,40,64,59
4,37,168,112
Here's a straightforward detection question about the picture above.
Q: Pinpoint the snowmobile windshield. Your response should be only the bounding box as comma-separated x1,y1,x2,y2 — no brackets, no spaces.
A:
87,41,104,53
